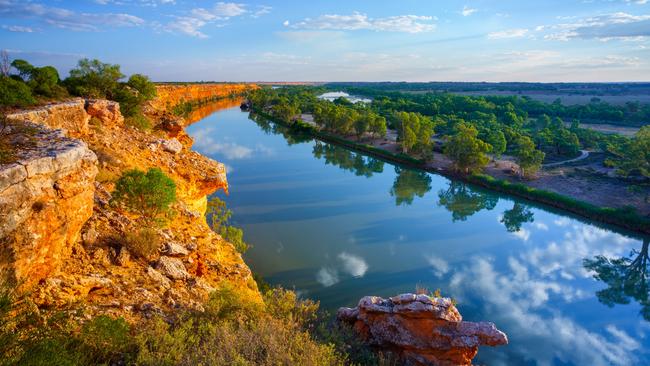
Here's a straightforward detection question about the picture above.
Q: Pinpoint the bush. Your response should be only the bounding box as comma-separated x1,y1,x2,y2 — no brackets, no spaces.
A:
111,168,176,224
125,113,152,131
0,76,35,107
64,58,124,99
125,228,160,260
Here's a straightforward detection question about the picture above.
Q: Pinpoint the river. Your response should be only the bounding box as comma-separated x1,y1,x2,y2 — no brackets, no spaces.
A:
185,103,650,366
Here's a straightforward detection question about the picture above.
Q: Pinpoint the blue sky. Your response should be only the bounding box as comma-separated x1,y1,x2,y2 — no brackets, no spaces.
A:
1,0,649,81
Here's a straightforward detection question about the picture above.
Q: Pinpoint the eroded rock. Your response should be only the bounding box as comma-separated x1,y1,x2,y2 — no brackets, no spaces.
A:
338,293,508,366
161,138,183,154
85,99,124,128
156,256,189,280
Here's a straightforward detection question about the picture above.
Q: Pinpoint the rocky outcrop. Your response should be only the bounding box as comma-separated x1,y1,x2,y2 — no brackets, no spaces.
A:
338,293,508,366
7,99,90,138
85,99,124,127
148,83,258,113
0,124,97,288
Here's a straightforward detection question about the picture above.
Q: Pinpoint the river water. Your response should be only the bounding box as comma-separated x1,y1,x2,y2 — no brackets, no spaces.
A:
185,104,650,366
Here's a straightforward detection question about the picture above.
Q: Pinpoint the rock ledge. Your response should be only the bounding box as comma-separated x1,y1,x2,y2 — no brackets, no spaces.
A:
338,293,508,366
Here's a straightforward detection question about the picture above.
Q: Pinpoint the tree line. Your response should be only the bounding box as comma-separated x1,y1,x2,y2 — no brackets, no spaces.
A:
249,86,649,181
0,52,157,130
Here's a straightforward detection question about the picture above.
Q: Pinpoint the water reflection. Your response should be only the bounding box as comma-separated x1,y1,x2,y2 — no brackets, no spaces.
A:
501,202,535,233
185,106,650,366
313,142,384,178
437,182,498,221
390,167,432,205
584,239,650,321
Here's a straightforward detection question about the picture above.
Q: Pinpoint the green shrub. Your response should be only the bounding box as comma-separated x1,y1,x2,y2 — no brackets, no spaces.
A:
125,112,152,131
0,76,35,107
111,168,176,224
125,227,160,260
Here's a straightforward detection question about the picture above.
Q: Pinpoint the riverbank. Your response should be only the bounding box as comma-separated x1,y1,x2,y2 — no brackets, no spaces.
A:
252,109,650,236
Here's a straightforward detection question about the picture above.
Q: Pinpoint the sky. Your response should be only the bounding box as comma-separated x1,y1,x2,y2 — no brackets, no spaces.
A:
0,0,649,82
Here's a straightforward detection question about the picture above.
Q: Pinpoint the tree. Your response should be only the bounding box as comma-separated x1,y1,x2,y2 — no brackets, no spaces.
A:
583,239,650,320
207,196,249,253
127,74,157,101
486,130,506,158
614,126,650,179
0,76,35,107
369,115,387,138
443,123,491,173
64,58,124,98
353,113,369,140
500,203,534,232
515,136,545,178
437,182,498,221
389,167,432,205
111,168,176,224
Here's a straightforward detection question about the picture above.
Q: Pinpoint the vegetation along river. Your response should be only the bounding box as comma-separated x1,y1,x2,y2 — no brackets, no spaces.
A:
185,103,650,366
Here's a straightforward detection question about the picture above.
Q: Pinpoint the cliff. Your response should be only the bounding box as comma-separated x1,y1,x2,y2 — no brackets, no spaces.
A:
148,83,259,113
0,123,97,289
338,293,508,366
1,91,259,320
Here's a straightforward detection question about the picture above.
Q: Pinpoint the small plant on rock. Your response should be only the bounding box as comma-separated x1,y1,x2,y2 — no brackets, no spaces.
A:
206,196,249,253
124,227,160,260
111,168,176,225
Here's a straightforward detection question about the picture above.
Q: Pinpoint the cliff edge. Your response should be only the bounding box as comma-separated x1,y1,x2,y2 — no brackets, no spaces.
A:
0,84,259,320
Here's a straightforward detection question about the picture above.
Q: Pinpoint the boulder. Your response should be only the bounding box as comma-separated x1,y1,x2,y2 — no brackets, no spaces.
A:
338,293,508,366
161,138,182,154
85,99,124,128
156,256,189,280
163,241,189,257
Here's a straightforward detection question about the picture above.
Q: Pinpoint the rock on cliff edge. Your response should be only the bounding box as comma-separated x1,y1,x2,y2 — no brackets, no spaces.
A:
338,293,508,366
0,124,97,288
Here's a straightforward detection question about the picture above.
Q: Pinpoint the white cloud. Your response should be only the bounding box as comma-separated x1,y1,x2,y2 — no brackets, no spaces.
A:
338,252,368,277
461,5,478,16
2,25,35,32
164,2,268,38
0,0,144,31
289,12,436,33
512,228,531,242
425,255,449,278
191,127,275,159
488,28,529,39
316,267,339,287
543,12,650,41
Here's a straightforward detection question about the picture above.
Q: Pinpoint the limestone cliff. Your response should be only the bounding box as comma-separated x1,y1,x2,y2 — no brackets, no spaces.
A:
148,83,258,113
338,293,508,366
1,93,259,320
0,124,97,289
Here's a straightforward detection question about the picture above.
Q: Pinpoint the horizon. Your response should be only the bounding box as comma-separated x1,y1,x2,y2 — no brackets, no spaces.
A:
2,0,650,82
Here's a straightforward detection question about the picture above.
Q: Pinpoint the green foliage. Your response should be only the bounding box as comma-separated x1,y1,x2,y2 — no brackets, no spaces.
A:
612,126,650,178
515,136,545,178
111,168,176,224
583,239,650,320
64,58,124,99
443,123,491,173
125,113,153,131
500,202,534,232
125,227,161,260
207,196,249,253
437,182,497,221
0,76,35,107
390,167,432,205
486,130,507,158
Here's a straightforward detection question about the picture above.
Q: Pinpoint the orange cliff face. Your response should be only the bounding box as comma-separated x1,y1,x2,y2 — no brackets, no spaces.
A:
1,97,260,320
148,83,259,113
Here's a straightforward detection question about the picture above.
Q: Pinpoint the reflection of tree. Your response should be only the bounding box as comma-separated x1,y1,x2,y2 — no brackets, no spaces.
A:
583,239,650,321
390,167,432,206
313,142,384,178
250,113,312,145
500,203,534,232
437,182,498,221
